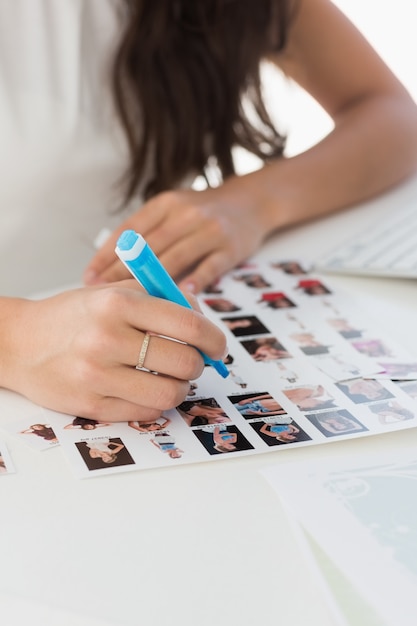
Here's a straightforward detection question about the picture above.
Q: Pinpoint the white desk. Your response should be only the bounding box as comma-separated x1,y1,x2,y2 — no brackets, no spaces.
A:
1,175,417,626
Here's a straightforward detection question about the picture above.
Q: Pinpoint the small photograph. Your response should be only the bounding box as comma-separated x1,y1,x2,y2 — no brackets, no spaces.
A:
0,443,15,475
306,410,368,437
202,279,223,294
203,297,241,313
224,353,234,366
377,362,417,380
321,300,341,316
296,279,332,296
64,417,111,431
327,318,364,339
228,368,248,389
312,353,378,382
276,361,299,384
290,332,331,356
257,291,297,310
368,400,415,425
150,433,184,459
0,452,7,474
187,382,198,397
19,422,59,450
335,378,394,404
285,312,306,330
228,392,287,419
221,315,270,337
351,339,394,358
283,384,337,412
241,336,291,361
250,418,312,446
234,261,259,270
270,260,308,275
128,416,171,432
76,437,135,471
193,425,254,455
233,273,272,289
177,398,232,427
0,450,8,476
394,380,417,399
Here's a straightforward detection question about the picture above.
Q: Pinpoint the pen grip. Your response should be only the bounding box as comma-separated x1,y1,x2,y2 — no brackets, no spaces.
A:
116,231,229,379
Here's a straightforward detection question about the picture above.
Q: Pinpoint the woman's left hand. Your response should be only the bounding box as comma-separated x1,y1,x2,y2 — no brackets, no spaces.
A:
84,183,268,293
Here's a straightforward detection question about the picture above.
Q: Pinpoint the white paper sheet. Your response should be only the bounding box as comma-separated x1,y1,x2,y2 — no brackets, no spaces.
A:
3,259,415,478
262,448,417,626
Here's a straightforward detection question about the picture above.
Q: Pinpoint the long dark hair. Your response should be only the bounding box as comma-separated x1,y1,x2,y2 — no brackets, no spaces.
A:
113,0,295,202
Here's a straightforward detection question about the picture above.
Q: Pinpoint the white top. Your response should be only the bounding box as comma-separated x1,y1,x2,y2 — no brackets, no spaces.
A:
85,438,110,452
0,0,134,296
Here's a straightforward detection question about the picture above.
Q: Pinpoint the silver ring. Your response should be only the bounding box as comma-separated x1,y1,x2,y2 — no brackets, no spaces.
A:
136,332,151,370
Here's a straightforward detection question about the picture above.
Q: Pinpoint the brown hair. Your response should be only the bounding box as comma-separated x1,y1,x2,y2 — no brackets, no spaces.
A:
113,0,294,202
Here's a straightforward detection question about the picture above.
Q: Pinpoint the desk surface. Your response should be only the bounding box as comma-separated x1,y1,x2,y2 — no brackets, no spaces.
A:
1,176,417,626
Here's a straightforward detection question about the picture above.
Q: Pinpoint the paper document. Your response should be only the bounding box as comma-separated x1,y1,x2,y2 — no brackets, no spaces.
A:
314,201,417,278
262,448,417,626
2,259,417,478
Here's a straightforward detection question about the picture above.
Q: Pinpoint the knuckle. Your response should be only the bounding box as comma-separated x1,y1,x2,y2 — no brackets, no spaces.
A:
137,408,163,422
78,394,103,421
165,245,192,271
191,310,207,336
179,309,206,343
181,203,204,225
72,326,109,363
74,358,102,389
214,332,228,360
206,214,230,240
183,312,227,360
91,287,128,318
176,345,205,379
153,378,189,410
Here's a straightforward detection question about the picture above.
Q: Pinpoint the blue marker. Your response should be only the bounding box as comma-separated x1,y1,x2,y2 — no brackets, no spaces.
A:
115,230,229,378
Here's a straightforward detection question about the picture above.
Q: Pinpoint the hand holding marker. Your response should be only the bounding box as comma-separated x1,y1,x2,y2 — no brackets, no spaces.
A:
115,230,229,378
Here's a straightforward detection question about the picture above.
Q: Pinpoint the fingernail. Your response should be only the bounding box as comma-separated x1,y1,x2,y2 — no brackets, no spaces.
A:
93,227,111,249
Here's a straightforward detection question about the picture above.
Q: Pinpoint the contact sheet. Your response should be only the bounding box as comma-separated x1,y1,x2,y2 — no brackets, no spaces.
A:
2,259,417,478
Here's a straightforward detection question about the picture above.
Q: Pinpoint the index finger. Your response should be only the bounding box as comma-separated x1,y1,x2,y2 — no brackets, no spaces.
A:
84,201,168,285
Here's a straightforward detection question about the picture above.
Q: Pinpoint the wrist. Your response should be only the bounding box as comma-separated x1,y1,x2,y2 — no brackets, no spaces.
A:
220,161,297,235
0,297,37,392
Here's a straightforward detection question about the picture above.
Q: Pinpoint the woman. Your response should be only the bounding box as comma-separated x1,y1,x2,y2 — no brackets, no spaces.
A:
212,426,238,453
85,439,125,464
1,0,417,423
336,378,393,403
177,399,230,427
0,454,7,474
151,433,183,459
20,424,58,443
234,393,286,417
284,384,336,410
260,421,300,441
64,417,111,430
369,401,414,424
128,416,171,432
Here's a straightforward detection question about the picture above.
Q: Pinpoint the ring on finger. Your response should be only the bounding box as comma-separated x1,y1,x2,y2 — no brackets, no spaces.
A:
136,331,151,370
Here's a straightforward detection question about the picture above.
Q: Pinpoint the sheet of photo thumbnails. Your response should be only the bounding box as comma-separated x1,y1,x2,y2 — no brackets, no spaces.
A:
2,259,417,479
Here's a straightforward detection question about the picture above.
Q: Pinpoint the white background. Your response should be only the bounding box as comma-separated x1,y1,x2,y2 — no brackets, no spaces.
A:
2,3,417,626
237,0,417,172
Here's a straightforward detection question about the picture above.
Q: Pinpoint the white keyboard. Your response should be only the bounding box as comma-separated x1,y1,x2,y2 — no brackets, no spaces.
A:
314,202,417,278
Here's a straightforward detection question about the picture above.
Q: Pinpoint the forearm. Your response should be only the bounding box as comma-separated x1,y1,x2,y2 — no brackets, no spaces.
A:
223,93,417,234
0,297,34,391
